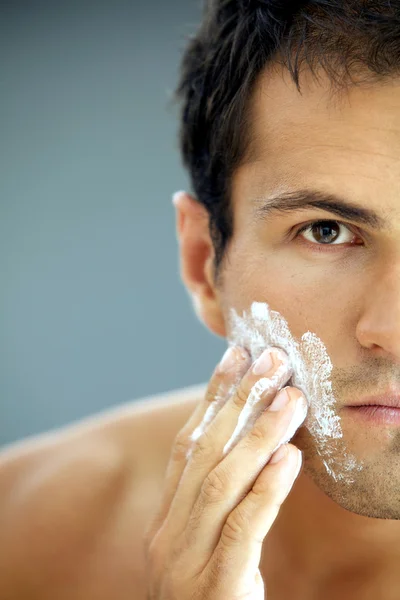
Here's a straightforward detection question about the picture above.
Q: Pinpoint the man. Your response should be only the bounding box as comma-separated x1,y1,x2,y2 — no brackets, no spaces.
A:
2,0,400,598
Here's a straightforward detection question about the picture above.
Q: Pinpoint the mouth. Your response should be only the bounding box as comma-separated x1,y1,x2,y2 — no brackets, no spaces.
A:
344,394,400,425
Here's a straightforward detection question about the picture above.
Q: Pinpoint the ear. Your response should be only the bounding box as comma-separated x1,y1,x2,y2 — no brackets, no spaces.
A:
173,191,226,338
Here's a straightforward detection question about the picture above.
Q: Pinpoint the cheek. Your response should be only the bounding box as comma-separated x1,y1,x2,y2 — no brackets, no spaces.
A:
222,246,351,341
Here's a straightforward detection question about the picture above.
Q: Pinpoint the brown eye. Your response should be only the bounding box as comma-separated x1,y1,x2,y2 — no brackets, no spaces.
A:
297,220,355,246
309,221,340,244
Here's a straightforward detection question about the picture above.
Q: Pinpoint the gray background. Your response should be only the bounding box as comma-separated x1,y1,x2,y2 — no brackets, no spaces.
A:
1,0,226,446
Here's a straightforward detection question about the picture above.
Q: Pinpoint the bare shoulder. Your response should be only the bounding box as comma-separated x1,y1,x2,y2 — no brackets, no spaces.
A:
0,381,206,485
0,383,206,600
96,382,206,473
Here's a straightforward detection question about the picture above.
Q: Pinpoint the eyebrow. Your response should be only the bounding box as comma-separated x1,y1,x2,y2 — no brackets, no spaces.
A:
253,188,387,230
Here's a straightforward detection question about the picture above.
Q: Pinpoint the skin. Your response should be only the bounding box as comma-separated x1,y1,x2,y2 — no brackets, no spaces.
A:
174,63,400,596
2,63,400,599
145,346,305,600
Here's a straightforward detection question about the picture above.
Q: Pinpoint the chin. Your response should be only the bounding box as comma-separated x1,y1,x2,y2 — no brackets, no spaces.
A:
303,446,400,520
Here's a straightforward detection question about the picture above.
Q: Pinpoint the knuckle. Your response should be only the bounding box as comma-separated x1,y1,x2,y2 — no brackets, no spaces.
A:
221,510,247,546
232,384,249,411
190,429,216,462
171,431,190,461
247,422,267,444
206,371,226,402
249,479,270,499
201,468,229,503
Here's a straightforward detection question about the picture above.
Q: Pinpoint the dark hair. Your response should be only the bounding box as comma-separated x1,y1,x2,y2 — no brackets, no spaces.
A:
175,0,400,282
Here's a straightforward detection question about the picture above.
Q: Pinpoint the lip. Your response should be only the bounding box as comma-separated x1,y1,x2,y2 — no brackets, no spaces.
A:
347,393,400,409
344,394,400,425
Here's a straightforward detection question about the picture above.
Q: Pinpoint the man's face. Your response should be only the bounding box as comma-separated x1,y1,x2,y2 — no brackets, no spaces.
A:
218,66,400,518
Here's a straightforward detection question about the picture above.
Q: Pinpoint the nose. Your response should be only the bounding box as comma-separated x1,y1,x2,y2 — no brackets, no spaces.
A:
356,261,400,364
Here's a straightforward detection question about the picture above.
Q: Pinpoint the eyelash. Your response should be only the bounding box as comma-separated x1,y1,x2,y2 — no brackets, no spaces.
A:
294,220,362,250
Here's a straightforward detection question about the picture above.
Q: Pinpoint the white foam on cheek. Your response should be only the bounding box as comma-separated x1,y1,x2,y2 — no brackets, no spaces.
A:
227,302,363,483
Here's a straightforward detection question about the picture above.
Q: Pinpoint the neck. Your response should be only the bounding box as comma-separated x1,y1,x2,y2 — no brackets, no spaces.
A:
262,473,400,594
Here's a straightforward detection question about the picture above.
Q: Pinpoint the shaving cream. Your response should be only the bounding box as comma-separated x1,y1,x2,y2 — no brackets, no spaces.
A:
189,301,363,483
227,301,363,482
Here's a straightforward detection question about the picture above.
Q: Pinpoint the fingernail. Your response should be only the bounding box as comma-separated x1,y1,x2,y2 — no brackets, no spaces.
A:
218,347,237,372
269,387,291,411
294,450,303,479
269,443,287,464
252,348,278,376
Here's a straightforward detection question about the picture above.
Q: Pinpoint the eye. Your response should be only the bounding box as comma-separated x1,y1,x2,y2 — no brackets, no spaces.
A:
295,220,360,246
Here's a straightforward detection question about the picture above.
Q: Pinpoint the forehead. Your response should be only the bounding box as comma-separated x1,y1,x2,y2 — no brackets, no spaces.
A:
233,65,400,221
246,64,400,165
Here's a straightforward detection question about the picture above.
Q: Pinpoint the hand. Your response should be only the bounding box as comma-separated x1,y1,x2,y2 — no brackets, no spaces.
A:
144,345,307,599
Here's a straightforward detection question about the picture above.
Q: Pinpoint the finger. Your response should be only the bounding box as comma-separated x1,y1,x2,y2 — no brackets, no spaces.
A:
204,444,302,598
188,346,252,455
164,347,293,536
185,388,307,559
145,345,250,541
